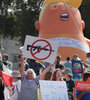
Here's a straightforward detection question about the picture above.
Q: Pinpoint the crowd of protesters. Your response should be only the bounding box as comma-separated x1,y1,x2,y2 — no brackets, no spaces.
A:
0,51,90,100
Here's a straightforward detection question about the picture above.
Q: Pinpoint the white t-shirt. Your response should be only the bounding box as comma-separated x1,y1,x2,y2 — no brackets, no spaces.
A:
11,80,21,100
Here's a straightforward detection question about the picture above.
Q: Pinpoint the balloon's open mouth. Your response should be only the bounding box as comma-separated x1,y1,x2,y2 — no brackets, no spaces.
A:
60,13,69,21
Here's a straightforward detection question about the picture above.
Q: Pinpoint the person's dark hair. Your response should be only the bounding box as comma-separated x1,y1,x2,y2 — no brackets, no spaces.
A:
2,54,8,60
86,53,90,57
83,72,90,81
66,57,70,61
27,58,36,62
29,59,36,62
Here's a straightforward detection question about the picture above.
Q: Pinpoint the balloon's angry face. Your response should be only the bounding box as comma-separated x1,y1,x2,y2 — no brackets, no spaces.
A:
39,1,82,34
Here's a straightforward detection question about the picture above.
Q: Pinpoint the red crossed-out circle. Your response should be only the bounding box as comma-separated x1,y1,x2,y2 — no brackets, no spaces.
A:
30,39,52,60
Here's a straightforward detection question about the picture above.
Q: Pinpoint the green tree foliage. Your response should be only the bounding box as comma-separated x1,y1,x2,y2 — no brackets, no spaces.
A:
14,0,44,44
79,0,90,39
0,0,13,15
0,0,16,38
0,0,44,44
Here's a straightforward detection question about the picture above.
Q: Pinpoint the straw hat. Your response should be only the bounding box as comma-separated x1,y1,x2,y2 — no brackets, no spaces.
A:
63,68,72,77
12,70,21,78
42,0,82,8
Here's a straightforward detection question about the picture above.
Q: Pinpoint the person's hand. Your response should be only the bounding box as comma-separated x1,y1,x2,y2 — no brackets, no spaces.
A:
20,53,24,62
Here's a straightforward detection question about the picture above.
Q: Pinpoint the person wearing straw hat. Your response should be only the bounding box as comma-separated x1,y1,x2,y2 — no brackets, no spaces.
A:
10,70,21,100
35,0,90,62
63,68,75,100
63,68,74,92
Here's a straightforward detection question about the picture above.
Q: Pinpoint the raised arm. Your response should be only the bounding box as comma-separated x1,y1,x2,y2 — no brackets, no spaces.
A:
20,54,25,79
50,65,55,73
40,64,53,80
41,64,45,72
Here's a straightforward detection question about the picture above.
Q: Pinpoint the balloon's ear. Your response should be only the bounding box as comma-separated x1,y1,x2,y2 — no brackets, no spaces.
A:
35,21,40,31
82,20,85,30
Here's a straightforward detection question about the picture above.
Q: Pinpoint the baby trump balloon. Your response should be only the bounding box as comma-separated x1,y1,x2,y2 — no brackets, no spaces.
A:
35,0,90,62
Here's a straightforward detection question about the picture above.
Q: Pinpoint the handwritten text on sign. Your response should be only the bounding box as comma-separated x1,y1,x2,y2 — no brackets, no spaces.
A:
23,35,59,63
39,80,69,100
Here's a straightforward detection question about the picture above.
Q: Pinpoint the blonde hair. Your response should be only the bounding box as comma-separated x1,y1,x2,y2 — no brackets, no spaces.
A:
39,5,47,22
42,0,82,8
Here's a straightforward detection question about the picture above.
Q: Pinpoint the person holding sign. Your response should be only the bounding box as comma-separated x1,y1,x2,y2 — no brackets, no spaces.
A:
76,72,90,100
63,68,75,100
19,54,53,100
71,54,84,82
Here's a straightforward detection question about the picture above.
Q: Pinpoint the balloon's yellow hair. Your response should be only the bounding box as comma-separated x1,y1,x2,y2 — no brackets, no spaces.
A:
42,0,82,8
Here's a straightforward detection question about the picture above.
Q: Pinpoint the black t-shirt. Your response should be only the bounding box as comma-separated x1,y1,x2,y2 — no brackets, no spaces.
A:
66,79,75,93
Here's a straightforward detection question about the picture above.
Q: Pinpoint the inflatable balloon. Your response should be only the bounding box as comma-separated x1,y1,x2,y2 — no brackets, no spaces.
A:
35,0,90,62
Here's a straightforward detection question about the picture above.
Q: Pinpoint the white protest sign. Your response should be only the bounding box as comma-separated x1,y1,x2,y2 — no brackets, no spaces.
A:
23,35,59,63
39,80,69,100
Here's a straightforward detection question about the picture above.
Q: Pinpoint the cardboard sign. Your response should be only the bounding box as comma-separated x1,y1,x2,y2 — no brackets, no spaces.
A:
75,81,90,92
39,80,69,100
23,35,59,63
72,60,83,74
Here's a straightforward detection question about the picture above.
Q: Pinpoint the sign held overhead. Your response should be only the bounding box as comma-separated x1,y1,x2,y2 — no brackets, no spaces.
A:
23,35,59,63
